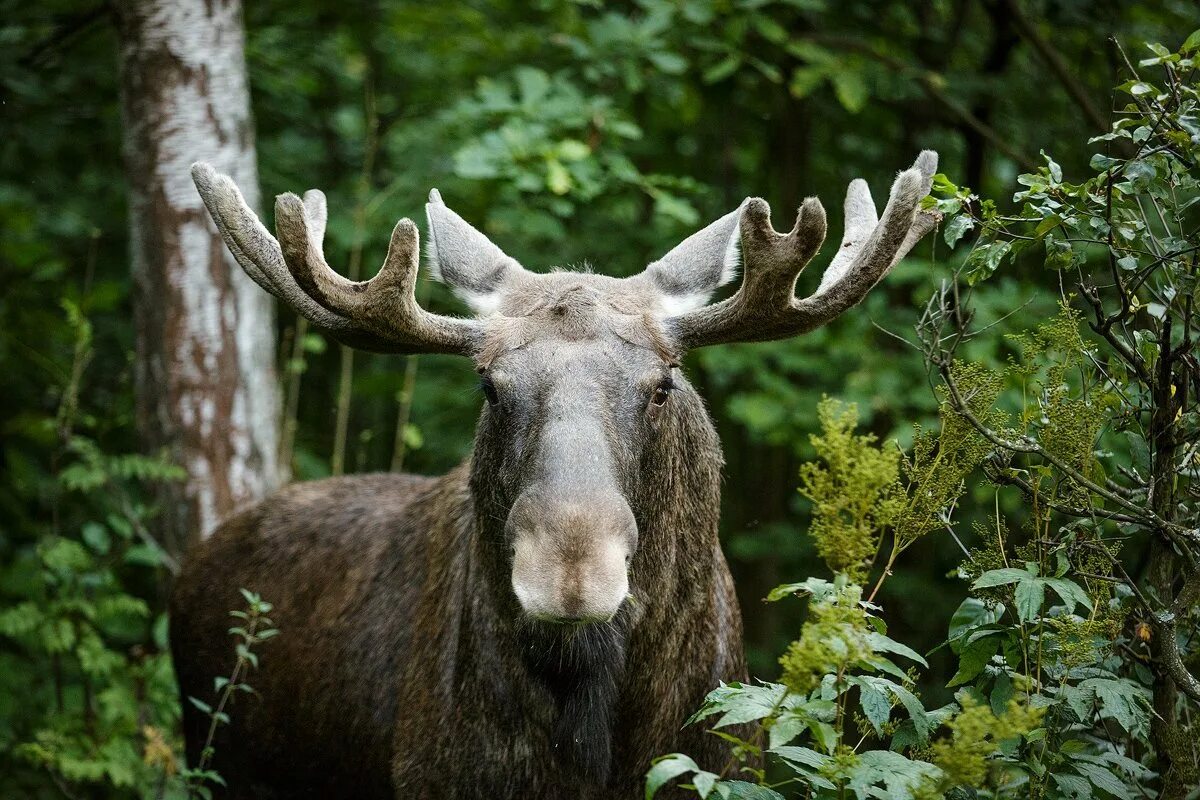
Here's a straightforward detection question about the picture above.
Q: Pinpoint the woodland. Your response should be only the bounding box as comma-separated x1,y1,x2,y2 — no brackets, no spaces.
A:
3,1,1200,798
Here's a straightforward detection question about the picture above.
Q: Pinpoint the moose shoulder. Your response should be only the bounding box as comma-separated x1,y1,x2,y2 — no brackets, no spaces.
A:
170,152,940,799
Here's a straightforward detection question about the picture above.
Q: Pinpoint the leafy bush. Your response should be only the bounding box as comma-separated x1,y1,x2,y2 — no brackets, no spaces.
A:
0,301,274,799
649,33,1200,800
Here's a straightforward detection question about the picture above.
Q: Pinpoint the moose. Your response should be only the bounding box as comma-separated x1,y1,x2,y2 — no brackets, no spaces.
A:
170,151,939,799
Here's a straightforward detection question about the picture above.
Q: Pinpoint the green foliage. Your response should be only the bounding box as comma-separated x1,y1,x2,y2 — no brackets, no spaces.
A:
652,34,1200,798
0,298,272,797
181,591,278,799
5,1,1200,796
798,399,903,581
0,302,188,796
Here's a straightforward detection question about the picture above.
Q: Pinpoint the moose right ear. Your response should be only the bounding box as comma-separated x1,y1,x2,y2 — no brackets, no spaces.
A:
425,189,526,316
639,200,748,316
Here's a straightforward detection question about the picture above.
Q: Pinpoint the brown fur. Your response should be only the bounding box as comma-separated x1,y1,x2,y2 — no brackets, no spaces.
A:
171,297,747,799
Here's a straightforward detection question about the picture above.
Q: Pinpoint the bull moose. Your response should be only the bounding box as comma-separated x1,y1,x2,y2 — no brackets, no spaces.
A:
170,151,939,799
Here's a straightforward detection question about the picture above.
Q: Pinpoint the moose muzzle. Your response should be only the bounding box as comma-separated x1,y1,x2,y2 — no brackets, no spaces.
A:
507,489,636,624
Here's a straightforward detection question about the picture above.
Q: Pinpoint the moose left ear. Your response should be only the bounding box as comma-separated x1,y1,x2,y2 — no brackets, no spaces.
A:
425,189,527,316
640,200,747,316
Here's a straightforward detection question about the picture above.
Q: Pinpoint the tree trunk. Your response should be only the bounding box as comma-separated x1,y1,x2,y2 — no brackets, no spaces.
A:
116,0,279,555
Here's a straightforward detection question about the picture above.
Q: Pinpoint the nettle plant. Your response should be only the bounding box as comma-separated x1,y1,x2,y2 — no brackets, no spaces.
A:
648,34,1200,800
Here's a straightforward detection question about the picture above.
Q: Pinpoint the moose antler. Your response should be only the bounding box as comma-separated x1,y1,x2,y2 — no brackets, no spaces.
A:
667,151,940,349
191,163,481,355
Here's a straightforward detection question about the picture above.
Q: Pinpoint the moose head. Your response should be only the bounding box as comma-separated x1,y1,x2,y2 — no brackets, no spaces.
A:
190,153,939,628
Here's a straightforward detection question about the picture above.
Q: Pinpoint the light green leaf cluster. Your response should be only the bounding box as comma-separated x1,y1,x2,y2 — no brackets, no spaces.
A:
925,694,1044,791
798,399,904,581
778,582,873,694
897,361,1005,547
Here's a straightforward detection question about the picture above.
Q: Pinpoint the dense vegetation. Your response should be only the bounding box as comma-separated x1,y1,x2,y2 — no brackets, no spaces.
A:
649,32,1200,797
2,1,1198,797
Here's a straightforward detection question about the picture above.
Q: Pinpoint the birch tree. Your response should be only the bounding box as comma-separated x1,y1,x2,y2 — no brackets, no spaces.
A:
116,0,279,553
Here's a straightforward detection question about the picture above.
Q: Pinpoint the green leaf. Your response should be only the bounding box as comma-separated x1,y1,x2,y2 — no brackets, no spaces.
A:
770,745,830,771
703,56,741,84
972,567,1033,589
545,159,571,195
647,51,687,75
866,631,929,666
857,682,891,734
1043,577,1092,613
80,522,110,555
963,240,1012,285
855,676,932,740
1074,761,1135,799
942,213,974,248
1081,677,1150,733
948,636,997,687
767,710,807,749
691,771,718,799
830,70,868,113
766,577,837,603
1182,28,1200,53
713,782,786,800
645,754,698,799
1014,578,1045,622
1052,773,1092,798
948,597,1003,643
990,671,1014,714
849,750,942,797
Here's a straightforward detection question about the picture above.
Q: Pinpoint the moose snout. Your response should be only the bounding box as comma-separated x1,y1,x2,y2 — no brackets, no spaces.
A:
507,490,636,624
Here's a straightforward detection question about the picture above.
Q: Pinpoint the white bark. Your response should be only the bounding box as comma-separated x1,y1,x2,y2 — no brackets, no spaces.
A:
118,0,279,550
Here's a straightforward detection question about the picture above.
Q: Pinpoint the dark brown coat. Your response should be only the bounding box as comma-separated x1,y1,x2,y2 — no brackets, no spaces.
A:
171,383,746,799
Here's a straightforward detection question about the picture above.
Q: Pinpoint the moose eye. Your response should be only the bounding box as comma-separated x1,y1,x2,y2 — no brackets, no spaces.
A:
481,377,500,407
649,379,673,408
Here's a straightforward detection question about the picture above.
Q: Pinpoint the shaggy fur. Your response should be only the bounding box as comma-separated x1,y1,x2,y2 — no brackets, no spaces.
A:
175,152,939,798
171,295,747,799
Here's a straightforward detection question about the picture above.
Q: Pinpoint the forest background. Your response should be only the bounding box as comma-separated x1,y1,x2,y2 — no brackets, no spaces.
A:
3,0,1199,797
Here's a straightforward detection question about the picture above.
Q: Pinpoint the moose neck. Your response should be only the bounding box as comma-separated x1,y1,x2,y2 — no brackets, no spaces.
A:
457,388,725,784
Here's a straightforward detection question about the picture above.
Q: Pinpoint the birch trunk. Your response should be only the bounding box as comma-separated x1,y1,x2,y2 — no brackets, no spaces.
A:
117,0,279,553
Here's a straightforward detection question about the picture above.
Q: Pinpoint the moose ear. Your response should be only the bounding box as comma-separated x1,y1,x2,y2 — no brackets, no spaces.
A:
425,189,526,316
640,200,747,316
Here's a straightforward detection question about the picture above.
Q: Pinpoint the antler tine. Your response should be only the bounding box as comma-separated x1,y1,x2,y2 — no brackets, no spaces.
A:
666,197,828,348
273,194,479,354
668,151,939,350
191,163,479,356
191,163,361,336
795,151,939,325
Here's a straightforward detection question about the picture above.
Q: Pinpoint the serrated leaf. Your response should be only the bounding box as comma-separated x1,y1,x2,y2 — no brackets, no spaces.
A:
767,710,807,749
714,782,786,800
1014,578,1045,622
866,632,928,666
645,754,698,799
948,636,997,687
770,745,830,771
693,771,718,799
1074,761,1135,799
1043,577,1092,613
972,567,1033,589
